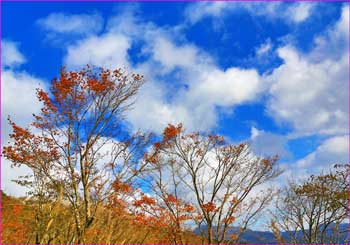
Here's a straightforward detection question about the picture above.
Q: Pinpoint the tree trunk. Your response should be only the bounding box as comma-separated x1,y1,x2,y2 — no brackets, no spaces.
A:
207,223,213,244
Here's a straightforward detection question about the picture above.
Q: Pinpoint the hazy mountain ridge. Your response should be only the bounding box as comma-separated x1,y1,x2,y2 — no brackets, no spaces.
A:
194,223,350,243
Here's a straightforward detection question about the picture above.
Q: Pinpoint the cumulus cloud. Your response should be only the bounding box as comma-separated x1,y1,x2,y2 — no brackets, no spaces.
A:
60,4,347,139
265,6,349,136
296,135,348,171
127,81,189,133
273,135,348,186
2,40,26,68
185,2,315,24
150,37,208,71
1,41,46,143
191,67,261,107
133,41,262,133
62,9,263,134
1,41,47,197
37,12,103,36
64,33,130,69
2,70,44,140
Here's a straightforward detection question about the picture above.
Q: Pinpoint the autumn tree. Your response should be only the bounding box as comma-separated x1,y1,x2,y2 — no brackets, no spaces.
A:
145,124,281,244
272,164,349,244
3,66,151,243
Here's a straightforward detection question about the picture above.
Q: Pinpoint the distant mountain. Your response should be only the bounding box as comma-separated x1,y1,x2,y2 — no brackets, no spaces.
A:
193,223,349,243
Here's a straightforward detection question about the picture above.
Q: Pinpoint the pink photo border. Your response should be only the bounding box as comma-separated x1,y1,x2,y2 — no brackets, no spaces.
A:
0,0,349,244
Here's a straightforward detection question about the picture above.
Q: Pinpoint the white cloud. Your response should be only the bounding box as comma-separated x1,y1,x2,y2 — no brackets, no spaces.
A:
249,127,290,158
185,2,229,24
266,135,348,194
127,81,179,134
296,135,348,171
255,39,272,57
126,59,218,133
139,27,262,132
265,6,349,136
62,10,263,134
64,33,130,69
2,70,44,139
267,135,348,193
128,43,262,133
127,80,218,134
61,5,347,139
151,37,206,70
37,12,103,36
192,67,261,107
287,2,313,23
1,42,47,197
309,5,349,62
2,40,26,68
185,2,315,24
1,41,45,142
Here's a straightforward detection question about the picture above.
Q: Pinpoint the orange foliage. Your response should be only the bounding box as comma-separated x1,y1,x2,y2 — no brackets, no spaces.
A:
36,88,57,113
2,193,33,244
165,194,178,204
133,194,156,207
3,120,60,168
201,201,217,213
112,180,133,193
183,203,195,212
163,123,182,141
87,77,114,93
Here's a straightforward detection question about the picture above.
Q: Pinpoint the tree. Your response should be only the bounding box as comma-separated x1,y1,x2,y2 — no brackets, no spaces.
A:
272,164,349,244
145,124,281,244
3,66,151,243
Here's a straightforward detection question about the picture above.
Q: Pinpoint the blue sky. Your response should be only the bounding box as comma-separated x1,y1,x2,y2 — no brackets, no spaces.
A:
1,2,349,197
